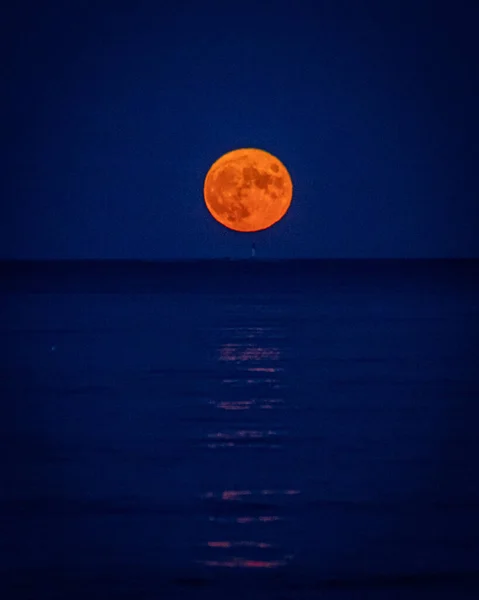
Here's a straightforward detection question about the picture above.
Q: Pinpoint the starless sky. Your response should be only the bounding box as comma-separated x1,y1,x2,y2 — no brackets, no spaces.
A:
1,0,478,258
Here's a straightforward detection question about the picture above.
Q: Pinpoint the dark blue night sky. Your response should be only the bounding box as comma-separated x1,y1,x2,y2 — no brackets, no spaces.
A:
2,0,478,259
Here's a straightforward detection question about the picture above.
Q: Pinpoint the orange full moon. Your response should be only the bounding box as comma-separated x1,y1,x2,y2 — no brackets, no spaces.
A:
203,148,293,232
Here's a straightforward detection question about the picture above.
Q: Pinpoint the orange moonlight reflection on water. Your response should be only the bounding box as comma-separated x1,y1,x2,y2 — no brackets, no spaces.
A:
203,148,293,232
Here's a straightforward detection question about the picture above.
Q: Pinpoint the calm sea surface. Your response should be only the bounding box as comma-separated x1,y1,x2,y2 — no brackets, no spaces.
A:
1,260,479,599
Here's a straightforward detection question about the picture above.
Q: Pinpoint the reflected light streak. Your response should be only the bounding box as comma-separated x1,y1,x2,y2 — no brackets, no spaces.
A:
202,489,300,500
209,516,284,523
219,344,280,363
207,443,281,448
206,541,273,549
207,541,232,548
237,517,254,523
247,367,282,373
211,398,285,411
220,377,283,386
222,490,252,500
205,428,282,448
212,399,254,411
220,326,281,340
261,489,300,496
208,430,278,439
198,558,287,568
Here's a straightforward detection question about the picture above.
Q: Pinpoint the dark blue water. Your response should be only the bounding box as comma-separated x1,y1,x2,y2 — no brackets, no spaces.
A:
1,260,479,598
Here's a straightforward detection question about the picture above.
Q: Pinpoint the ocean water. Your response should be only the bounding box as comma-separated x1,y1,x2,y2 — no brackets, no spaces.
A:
1,260,479,599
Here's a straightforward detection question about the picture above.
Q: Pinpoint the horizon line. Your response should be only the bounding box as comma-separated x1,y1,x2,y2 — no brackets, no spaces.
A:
1,257,478,263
